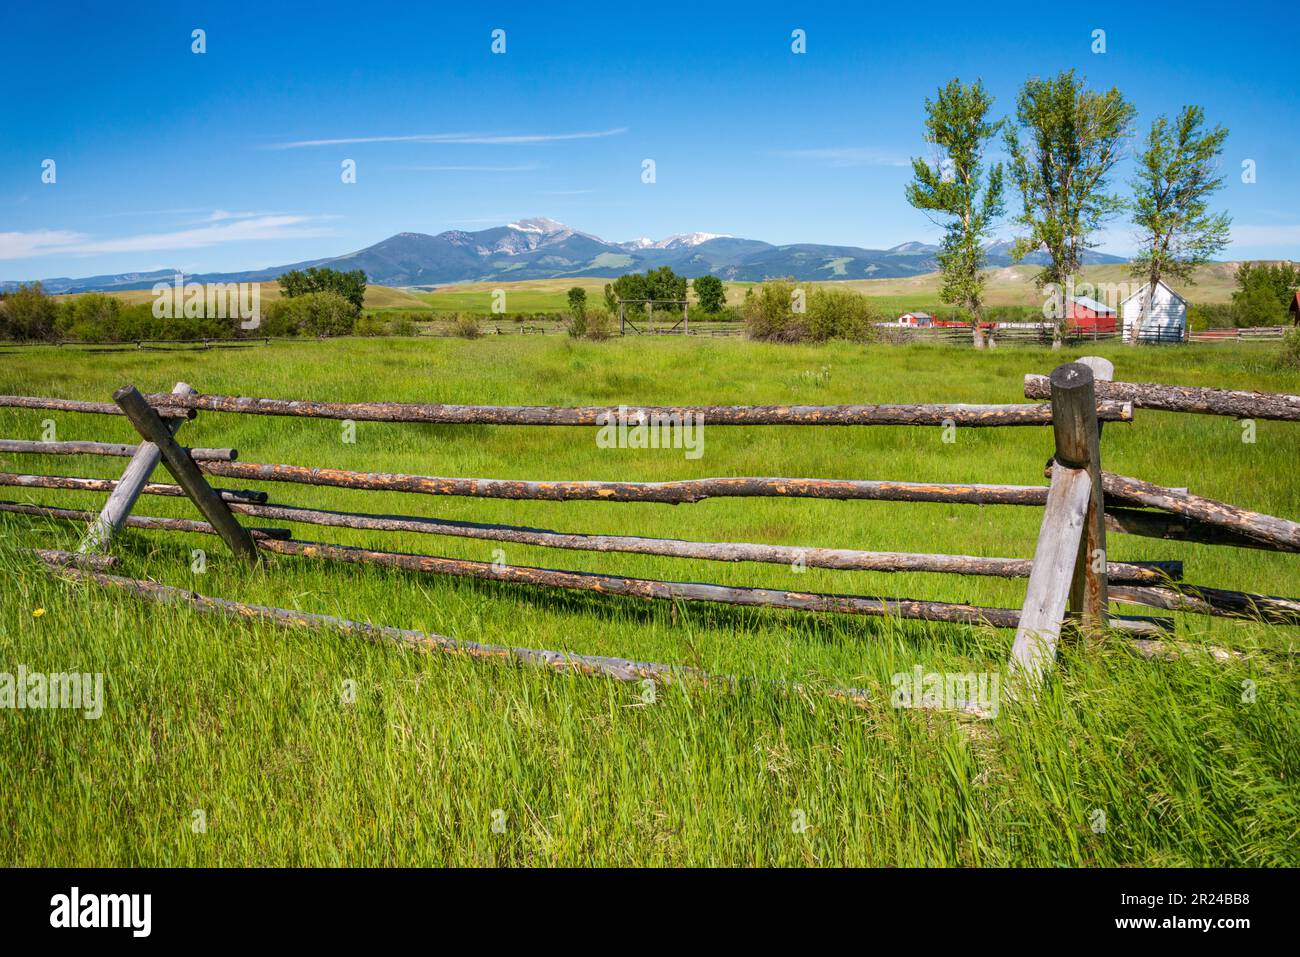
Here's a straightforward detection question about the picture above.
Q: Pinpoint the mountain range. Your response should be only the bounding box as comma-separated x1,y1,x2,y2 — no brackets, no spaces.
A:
3,216,1126,294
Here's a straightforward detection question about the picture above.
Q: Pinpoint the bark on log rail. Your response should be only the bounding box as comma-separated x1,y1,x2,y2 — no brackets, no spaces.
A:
1102,471,1300,551
26,548,120,571
199,459,1054,506
1104,506,1300,553
1025,374,1300,421
0,395,194,419
0,500,291,540
140,392,1134,427
1111,583,1300,626
255,535,1172,635
0,438,236,461
222,498,1180,583
0,471,268,504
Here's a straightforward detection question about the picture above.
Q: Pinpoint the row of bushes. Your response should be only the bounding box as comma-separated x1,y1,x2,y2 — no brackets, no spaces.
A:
0,283,379,342
0,286,250,342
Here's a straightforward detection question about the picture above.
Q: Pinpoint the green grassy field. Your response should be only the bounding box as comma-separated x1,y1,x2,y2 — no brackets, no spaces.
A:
66,262,1239,321
411,262,1240,315
1,337,1296,865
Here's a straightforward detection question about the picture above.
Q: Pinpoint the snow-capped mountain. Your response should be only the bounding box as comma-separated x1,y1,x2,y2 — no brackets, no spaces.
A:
3,217,1126,293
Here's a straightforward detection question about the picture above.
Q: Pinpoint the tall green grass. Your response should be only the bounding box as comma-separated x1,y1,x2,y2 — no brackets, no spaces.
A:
1,338,1296,865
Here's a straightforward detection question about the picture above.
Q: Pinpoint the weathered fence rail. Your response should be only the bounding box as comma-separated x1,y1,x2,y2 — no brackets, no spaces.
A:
0,439,236,461
129,394,1136,426
1025,374,1300,421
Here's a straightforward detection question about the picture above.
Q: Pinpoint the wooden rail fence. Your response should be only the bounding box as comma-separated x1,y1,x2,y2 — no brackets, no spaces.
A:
4,359,1297,712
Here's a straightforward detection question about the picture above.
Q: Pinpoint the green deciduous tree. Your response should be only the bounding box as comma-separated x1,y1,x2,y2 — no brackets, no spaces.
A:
609,273,649,314
645,266,688,310
1231,261,1300,327
905,78,1004,330
692,274,726,313
278,267,367,312
567,286,587,321
1004,70,1136,290
1130,105,1231,300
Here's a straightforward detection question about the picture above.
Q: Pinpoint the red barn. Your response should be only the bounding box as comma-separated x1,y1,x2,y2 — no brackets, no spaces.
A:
1066,295,1117,333
1290,291,1300,325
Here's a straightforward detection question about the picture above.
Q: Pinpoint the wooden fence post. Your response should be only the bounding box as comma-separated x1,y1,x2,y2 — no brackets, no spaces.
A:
1008,462,1093,689
113,385,259,564
1049,362,1109,634
79,381,195,554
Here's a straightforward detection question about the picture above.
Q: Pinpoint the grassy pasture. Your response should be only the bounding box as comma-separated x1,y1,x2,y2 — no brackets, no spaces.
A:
412,263,1239,315
0,337,1296,865
54,262,1238,322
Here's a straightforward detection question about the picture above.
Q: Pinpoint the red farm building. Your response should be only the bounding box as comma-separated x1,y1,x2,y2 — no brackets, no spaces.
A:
1066,295,1117,334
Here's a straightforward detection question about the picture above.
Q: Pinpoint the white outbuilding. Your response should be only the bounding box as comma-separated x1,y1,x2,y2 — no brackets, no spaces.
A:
1120,280,1187,342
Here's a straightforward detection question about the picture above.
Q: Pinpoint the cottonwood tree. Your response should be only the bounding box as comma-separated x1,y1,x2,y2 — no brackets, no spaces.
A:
1129,106,1231,318
905,78,1004,343
1004,71,1136,303
692,274,726,314
278,267,367,311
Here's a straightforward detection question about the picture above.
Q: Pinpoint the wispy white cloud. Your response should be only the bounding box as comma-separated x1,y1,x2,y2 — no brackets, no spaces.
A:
204,209,277,222
395,164,541,173
0,215,334,262
266,128,628,150
0,230,90,260
775,147,910,168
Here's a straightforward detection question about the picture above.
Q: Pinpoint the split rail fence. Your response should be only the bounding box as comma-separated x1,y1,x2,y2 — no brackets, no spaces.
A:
3,359,1298,706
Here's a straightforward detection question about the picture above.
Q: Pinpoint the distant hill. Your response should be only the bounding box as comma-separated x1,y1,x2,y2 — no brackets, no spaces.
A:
2,216,1128,293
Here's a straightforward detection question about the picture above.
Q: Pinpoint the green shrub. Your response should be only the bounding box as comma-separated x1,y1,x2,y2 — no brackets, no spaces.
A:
584,308,614,341
449,312,482,339
1187,302,1235,330
744,281,805,342
354,315,391,336
261,291,357,337
744,282,877,342
1282,327,1300,370
0,283,60,341
806,288,878,341
388,316,418,337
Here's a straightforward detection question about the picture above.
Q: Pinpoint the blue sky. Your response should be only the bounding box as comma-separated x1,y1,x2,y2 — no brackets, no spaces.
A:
2,0,1297,280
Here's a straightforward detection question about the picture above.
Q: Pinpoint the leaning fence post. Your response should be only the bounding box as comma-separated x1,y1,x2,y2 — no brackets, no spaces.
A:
79,381,196,554
113,385,259,564
1049,362,1109,634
